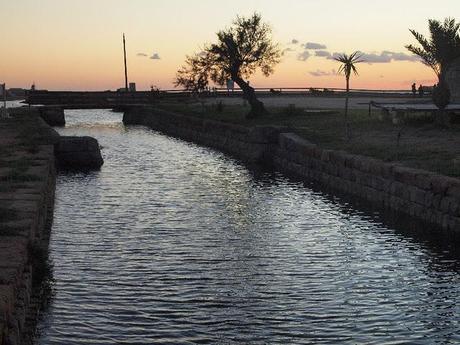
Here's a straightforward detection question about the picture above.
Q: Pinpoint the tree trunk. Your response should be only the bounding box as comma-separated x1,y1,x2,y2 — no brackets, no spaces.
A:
232,75,266,118
345,77,350,140
432,77,451,127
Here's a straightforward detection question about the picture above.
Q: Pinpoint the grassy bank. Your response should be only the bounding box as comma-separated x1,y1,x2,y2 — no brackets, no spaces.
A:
155,98,460,178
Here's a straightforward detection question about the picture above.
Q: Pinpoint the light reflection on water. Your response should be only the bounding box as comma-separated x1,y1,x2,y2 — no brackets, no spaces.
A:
37,109,460,344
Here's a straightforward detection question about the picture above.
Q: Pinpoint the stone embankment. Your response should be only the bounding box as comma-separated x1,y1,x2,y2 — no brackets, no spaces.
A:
0,110,57,345
0,107,103,345
37,106,65,127
124,106,460,233
123,106,281,163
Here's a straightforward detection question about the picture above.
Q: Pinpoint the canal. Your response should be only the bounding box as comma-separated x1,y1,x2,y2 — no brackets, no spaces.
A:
37,109,460,344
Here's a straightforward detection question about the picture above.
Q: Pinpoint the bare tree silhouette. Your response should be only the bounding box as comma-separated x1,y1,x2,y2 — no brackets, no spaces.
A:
175,13,281,118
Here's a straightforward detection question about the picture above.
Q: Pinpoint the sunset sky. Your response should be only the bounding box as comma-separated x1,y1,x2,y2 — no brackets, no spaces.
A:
2,0,459,91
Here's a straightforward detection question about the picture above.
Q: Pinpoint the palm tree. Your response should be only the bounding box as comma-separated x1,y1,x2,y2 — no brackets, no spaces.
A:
334,51,363,139
406,18,460,124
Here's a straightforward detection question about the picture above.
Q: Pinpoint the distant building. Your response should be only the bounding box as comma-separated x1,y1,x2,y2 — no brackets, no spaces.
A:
8,88,27,97
446,57,460,103
117,83,136,92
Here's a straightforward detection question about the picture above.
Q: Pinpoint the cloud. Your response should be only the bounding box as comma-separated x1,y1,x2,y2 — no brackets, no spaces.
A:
137,53,148,57
360,51,420,63
326,52,343,60
291,39,299,44
283,47,295,54
359,51,392,63
322,50,420,64
303,42,327,50
150,53,161,60
297,50,311,61
309,69,337,77
315,50,331,57
384,51,420,62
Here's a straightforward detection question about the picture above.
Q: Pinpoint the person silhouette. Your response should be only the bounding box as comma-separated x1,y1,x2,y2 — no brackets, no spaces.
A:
418,84,424,97
411,83,416,97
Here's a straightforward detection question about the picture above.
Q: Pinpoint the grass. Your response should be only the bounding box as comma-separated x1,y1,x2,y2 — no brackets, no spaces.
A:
155,99,460,177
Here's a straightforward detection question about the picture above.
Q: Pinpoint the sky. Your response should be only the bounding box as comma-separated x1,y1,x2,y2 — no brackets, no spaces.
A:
2,0,459,91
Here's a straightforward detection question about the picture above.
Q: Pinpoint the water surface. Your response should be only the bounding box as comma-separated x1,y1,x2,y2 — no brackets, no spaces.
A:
37,109,460,344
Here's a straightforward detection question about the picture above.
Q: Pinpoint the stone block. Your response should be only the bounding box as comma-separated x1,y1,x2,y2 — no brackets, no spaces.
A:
409,186,426,206
432,194,443,209
55,136,104,170
393,166,418,184
328,150,347,166
414,173,433,190
320,150,331,162
448,216,460,232
381,163,397,179
38,106,65,126
446,182,460,201
389,181,405,198
430,175,452,195
440,196,455,214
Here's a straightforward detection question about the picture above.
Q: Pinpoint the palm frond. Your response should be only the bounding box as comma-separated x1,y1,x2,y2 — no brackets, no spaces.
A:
407,17,460,82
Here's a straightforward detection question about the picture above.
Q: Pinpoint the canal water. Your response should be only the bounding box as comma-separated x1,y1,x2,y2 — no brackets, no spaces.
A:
37,109,460,344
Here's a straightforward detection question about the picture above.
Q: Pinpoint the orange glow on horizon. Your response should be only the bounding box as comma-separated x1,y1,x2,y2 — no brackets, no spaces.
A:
1,0,455,91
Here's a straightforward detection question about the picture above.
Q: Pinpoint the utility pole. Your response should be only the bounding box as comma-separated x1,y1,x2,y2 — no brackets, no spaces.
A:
123,33,128,91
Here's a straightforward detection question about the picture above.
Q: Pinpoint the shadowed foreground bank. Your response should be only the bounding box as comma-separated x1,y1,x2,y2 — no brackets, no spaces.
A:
0,110,57,345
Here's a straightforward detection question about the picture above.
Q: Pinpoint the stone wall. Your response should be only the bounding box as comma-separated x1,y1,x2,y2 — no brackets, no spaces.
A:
0,115,57,344
273,133,460,232
123,106,282,164
123,106,460,233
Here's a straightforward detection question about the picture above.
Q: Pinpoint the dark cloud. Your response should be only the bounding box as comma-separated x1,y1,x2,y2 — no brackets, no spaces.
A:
360,51,420,63
283,47,295,54
315,50,331,57
323,50,420,64
137,53,148,57
384,51,420,62
303,42,327,50
291,39,299,44
359,52,392,63
297,50,311,61
150,53,161,60
326,52,343,60
309,69,337,77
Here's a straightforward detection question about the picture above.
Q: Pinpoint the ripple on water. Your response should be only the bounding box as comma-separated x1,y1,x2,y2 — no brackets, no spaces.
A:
36,109,460,345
